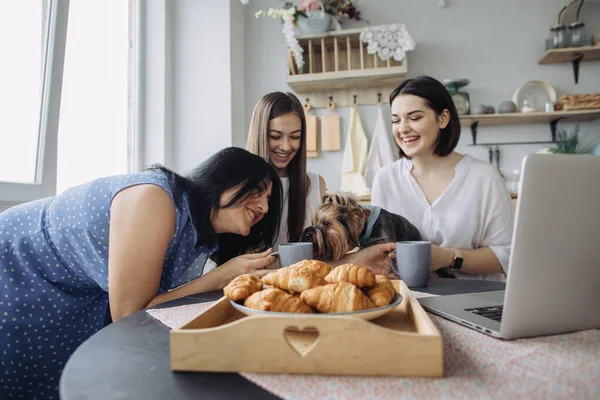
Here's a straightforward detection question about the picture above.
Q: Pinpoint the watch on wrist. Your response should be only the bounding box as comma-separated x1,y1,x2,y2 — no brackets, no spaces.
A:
450,248,463,270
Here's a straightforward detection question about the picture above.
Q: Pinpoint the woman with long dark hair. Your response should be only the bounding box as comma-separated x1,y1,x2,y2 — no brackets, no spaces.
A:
0,147,282,399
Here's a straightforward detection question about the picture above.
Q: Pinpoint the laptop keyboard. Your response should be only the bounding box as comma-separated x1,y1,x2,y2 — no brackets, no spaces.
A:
464,305,503,322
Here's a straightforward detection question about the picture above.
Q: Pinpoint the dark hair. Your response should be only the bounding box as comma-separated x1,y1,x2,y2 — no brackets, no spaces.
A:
389,76,461,158
147,147,282,265
246,92,311,242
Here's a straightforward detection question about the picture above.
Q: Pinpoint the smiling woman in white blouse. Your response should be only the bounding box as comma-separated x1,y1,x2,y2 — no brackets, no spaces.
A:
371,76,513,281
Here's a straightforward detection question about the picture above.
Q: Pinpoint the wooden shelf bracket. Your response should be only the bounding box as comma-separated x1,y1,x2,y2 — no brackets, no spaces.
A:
537,45,600,84
550,117,562,142
468,117,563,146
470,121,479,145
572,53,585,84
462,109,600,146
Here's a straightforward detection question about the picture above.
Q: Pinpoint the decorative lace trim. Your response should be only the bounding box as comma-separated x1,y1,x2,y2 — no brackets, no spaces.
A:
359,24,415,62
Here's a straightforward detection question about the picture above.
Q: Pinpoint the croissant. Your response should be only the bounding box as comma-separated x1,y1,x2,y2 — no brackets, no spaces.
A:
300,282,375,313
365,275,396,307
244,287,313,313
262,266,326,293
324,264,375,288
223,274,263,302
290,259,331,278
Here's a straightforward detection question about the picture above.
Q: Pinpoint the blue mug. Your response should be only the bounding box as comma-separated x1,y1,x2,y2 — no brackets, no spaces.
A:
388,241,431,287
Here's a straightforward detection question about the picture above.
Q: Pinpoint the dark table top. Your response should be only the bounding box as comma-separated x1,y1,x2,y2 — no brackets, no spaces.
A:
59,278,505,400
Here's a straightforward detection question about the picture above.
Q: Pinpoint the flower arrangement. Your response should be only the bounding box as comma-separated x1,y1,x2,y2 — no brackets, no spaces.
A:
255,1,365,73
255,1,364,25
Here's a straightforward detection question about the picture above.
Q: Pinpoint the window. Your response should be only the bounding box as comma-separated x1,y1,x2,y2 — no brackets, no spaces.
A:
0,0,68,209
0,2,46,184
0,0,131,211
56,0,128,193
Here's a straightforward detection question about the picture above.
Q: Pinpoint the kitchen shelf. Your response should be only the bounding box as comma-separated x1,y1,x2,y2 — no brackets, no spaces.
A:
286,68,407,93
286,28,408,107
537,45,600,84
460,109,600,145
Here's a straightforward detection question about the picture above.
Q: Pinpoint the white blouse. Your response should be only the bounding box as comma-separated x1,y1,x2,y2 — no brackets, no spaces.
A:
371,155,513,281
274,170,322,249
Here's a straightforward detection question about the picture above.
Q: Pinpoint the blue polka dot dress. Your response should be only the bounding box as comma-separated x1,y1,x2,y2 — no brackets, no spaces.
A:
0,171,218,399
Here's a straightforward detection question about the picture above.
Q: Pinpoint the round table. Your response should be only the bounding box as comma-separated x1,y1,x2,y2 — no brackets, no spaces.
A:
60,278,505,400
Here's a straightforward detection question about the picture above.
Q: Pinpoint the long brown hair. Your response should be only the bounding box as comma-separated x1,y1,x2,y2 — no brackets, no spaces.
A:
246,92,310,243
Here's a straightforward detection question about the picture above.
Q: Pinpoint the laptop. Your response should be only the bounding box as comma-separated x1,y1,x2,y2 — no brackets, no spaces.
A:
418,154,600,339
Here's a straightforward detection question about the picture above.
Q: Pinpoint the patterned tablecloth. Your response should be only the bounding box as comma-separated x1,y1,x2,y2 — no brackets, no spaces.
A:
147,293,600,400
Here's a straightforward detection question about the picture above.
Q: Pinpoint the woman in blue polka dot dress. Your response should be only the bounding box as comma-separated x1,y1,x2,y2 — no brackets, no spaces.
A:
0,147,282,399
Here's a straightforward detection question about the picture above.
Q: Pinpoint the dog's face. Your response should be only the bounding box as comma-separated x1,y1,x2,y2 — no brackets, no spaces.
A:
301,194,370,261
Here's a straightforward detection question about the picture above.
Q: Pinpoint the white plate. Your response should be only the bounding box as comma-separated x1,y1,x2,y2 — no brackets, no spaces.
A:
230,292,403,321
511,80,556,112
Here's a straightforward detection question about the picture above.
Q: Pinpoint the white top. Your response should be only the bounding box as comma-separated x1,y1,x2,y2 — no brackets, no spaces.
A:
274,171,322,249
371,155,513,282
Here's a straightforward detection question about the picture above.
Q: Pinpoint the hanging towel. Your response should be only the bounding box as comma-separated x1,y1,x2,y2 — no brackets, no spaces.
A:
364,103,396,189
340,104,370,197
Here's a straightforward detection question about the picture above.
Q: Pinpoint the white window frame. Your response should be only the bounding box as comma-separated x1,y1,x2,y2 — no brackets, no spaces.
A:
134,0,174,171
0,0,69,210
128,0,143,173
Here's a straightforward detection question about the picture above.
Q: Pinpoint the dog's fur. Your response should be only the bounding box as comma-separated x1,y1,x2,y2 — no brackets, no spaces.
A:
301,194,422,261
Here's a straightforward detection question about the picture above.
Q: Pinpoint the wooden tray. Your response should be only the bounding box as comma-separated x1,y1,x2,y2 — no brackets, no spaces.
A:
170,281,443,377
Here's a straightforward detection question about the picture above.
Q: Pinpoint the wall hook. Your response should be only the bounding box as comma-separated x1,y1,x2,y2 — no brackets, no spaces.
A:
304,98,312,113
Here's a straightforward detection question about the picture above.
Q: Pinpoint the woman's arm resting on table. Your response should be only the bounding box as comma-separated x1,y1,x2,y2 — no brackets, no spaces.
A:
146,250,277,308
431,245,504,276
435,172,513,276
108,185,279,320
108,184,176,322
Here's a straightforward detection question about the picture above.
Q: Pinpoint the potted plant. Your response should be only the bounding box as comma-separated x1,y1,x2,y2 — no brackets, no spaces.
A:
544,124,600,154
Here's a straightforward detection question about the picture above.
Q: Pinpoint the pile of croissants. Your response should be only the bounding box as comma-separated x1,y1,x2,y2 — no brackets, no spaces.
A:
223,260,397,314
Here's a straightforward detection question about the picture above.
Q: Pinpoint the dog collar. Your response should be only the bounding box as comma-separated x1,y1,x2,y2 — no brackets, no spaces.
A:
358,206,387,247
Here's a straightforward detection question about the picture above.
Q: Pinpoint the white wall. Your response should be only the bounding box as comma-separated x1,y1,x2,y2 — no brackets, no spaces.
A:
141,0,236,174
141,0,173,169
141,0,600,185
243,0,600,191
172,0,235,173
231,0,247,149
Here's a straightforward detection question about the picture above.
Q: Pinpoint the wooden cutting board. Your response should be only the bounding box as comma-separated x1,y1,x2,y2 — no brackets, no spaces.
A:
321,100,341,151
304,102,318,158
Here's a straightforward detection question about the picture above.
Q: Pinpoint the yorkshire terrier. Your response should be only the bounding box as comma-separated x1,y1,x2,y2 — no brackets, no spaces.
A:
301,194,422,261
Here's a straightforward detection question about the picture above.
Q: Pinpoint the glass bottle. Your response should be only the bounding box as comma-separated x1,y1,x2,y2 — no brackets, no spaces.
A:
567,22,586,47
548,25,567,49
